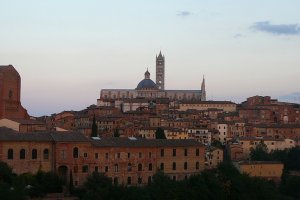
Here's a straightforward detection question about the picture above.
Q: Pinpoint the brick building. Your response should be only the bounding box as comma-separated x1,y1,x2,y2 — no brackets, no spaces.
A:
0,65,29,119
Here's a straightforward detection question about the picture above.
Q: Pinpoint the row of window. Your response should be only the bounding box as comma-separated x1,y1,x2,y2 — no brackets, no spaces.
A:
160,161,200,171
7,148,49,160
77,161,200,174
72,148,200,159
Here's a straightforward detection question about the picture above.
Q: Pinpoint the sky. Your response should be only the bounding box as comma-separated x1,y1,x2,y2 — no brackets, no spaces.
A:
1,0,300,116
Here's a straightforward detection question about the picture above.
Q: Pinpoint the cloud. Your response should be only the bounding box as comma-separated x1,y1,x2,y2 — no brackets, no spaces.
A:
176,11,193,17
251,21,300,35
233,34,244,39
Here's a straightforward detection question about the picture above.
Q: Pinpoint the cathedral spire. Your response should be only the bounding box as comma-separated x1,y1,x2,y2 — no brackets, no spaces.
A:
201,75,206,101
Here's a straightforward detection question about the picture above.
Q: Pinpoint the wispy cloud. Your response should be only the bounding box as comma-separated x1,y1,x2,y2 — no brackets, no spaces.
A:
176,11,193,17
233,34,244,39
251,21,300,35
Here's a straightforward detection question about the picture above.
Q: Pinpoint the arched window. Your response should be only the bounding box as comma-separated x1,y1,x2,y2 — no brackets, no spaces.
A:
32,149,37,159
138,163,142,171
127,163,132,171
196,161,199,170
20,149,25,159
172,162,176,170
43,149,49,159
7,149,13,160
148,163,153,171
73,147,79,158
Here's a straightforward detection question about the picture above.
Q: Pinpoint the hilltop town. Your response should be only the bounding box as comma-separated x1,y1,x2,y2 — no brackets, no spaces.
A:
0,53,300,199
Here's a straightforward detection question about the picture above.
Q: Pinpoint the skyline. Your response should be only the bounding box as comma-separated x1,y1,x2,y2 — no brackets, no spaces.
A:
1,0,300,116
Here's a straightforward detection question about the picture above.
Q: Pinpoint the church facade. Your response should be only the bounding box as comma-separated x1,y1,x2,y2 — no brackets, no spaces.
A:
99,51,206,102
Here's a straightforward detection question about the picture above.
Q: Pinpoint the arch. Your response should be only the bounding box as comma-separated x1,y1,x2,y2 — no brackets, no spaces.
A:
20,149,25,159
32,149,37,159
7,149,13,160
58,165,68,184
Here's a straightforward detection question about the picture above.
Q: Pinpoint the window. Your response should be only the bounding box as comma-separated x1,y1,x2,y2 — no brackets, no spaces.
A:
184,148,188,156
149,152,152,158
172,176,176,181
160,163,164,171
20,149,25,159
95,166,99,172
160,149,164,157
127,163,132,171
74,166,78,173
114,164,119,172
61,150,66,159
148,176,152,184
173,149,176,157
116,153,120,159
43,149,49,160
7,149,13,160
84,153,88,158
196,148,199,156
184,162,188,170
105,166,108,172
127,177,132,185
148,163,153,171
138,163,142,171
105,153,109,159
196,162,199,170
138,177,142,184
8,90,13,99
128,153,131,158
73,147,79,158
95,153,99,159
139,152,142,158
32,149,37,159
82,165,88,173
172,162,176,170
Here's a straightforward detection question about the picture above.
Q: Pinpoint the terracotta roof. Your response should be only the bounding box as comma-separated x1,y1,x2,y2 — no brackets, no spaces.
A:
92,137,202,148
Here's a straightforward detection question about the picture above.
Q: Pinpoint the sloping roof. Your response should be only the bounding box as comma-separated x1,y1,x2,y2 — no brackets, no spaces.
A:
91,137,202,148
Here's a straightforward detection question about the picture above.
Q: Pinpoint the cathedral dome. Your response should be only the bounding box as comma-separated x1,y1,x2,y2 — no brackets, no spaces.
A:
136,69,157,90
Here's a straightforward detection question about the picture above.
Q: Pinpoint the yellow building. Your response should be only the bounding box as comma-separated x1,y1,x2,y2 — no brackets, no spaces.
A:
236,161,283,182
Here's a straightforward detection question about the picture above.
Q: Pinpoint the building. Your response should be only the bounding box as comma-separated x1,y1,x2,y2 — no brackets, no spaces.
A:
98,51,206,104
177,101,236,112
0,65,29,119
205,147,223,169
235,161,284,182
0,118,46,132
0,128,205,186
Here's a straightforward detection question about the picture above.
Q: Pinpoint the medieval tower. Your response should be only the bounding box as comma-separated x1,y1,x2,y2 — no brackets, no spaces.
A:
156,51,165,90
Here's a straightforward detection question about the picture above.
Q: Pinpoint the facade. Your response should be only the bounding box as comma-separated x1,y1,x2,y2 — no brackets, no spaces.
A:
0,65,29,119
177,101,236,112
98,51,206,104
0,118,46,132
205,147,223,169
235,161,284,182
0,128,205,186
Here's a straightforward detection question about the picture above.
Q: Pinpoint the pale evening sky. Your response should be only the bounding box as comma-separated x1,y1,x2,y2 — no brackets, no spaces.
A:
1,0,300,116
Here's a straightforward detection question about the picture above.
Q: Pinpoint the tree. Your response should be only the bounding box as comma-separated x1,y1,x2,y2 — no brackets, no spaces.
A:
250,142,269,161
155,127,166,139
91,114,98,137
113,129,120,137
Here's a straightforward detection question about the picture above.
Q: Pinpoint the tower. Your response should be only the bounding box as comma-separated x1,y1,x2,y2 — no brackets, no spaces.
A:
201,75,206,101
156,51,165,90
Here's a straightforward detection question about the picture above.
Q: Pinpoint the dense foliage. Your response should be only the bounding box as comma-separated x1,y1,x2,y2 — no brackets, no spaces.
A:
76,162,298,200
250,146,300,171
0,162,63,200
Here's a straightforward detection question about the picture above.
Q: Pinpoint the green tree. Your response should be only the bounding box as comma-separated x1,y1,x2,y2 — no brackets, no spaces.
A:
91,114,98,137
113,129,120,137
155,127,166,139
250,142,270,161
82,172,112,200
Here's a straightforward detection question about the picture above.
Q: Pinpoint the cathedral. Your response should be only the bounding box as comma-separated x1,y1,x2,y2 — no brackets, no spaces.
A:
99,51,206,101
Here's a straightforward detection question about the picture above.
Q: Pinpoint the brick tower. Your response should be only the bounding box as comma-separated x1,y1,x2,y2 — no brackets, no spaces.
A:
0,65,29,119
156,51,165,90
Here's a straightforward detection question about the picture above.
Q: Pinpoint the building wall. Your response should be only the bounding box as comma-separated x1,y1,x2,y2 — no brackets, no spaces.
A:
178,102,236,112
0,118,20,131
0,141,53,174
